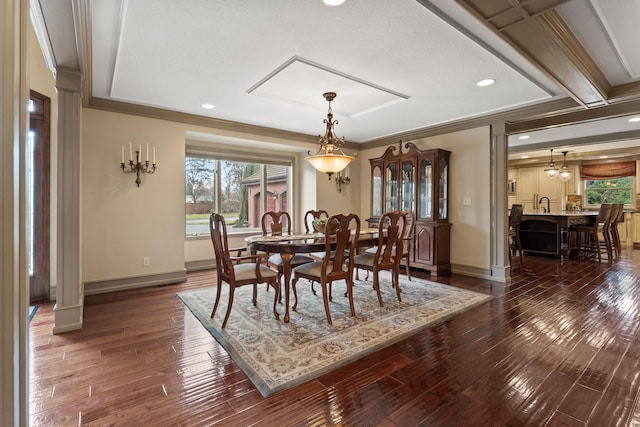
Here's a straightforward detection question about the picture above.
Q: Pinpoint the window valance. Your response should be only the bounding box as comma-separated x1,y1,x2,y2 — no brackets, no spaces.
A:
580,161,636,180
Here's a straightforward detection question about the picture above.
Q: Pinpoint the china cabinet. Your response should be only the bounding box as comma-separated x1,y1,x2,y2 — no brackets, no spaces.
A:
369,141,451,276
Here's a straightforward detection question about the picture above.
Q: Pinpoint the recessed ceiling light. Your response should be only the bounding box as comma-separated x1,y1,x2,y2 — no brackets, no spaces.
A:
518,135,530,140
628,117,640,122
322,0,345,5
520,155,529,159
599,155,609,159
476,78,495,87
201,103,215,109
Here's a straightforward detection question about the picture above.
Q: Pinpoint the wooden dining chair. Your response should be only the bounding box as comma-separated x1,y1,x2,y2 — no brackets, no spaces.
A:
291,213,361,325
261,211,315,300
304,209,329,233
209,213,280,328
398,210,415,281
363,210,414,281
354,211,406,307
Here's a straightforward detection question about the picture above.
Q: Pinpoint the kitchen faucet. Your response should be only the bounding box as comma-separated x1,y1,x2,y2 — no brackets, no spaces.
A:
539,196,550,213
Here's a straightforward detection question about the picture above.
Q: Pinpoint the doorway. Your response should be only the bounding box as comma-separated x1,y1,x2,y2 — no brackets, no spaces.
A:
28,90,50,303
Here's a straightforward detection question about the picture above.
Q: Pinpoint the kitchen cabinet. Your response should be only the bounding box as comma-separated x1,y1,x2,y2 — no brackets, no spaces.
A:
565,165,580,195
520,212,596,257
369,141,451,276
517,166,562,212
634,213,640,248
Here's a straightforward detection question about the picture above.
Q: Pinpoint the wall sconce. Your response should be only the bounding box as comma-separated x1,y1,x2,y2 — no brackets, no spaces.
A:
335,167,351,193
121,142,156,187
271,191,278,200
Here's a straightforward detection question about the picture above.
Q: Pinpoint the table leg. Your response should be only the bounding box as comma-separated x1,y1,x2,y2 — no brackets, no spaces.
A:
280,252,294,323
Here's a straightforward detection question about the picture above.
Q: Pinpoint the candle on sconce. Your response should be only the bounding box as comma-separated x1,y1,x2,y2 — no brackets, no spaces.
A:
120,142,157,187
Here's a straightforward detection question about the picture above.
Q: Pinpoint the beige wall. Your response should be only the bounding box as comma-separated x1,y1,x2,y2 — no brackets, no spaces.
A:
29,19,487,286
81,108,364,282
359,127,492,272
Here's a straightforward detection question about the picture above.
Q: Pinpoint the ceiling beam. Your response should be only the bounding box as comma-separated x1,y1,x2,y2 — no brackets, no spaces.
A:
506,98,640,134
455,0,611,107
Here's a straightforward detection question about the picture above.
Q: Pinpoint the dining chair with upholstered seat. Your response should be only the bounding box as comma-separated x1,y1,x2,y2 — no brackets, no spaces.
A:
209,213,280,328
398,210,415,281
508,204,524,265
291,213,361,325
304,209,330,233
261,211,315,300
364,210,415,281
354,211,406,307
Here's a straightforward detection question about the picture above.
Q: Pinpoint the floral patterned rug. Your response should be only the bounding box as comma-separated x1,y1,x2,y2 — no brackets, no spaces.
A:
176,271,492,397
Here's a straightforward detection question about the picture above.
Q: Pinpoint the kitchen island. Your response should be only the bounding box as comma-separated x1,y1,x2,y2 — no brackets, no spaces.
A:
519,211,598,257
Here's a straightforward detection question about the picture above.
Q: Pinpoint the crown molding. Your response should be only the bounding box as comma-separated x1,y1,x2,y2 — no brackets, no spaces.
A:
507,98,640,134
363,97,578,148
87,97,326,146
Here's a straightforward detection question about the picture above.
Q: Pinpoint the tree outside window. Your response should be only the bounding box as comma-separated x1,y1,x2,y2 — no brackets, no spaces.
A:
185,156,291,236
585,177,633,206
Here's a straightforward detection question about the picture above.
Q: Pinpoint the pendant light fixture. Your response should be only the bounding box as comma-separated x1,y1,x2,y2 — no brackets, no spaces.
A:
544,148,559,180
558,151,572,182
306,92,356,179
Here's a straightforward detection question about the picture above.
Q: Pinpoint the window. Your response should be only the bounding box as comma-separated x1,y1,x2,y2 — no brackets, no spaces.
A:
185,155,292,236
585,177,633,206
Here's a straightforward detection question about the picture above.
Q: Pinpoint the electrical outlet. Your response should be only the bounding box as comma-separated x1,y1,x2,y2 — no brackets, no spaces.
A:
463,197,472,206
143,256,151,267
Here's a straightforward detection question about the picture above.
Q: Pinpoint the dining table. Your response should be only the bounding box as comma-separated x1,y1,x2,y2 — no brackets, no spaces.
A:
245,228,382,323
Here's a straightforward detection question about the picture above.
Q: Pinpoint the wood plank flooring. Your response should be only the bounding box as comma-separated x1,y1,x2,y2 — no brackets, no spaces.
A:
29,249,640,426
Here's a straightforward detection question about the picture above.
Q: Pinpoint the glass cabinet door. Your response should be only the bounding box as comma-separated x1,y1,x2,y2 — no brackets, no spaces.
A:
419,158,432,219
439,156,448,219
371,165,382,217
385,162,398,212
401,160,415,212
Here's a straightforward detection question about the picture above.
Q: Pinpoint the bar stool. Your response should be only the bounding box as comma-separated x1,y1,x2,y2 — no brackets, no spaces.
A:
508,204,524,265
569,203,613,263
609,203,625,258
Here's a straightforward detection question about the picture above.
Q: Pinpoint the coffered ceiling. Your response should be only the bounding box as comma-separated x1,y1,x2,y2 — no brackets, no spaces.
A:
32,0,640,155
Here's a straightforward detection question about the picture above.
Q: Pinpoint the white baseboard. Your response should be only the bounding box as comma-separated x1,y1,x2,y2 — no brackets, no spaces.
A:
52,302,84,334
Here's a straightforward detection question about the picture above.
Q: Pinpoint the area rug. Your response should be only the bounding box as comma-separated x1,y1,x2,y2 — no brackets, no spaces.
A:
177,271,492,397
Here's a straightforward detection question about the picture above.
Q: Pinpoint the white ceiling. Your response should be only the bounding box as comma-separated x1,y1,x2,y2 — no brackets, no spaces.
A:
90,0,556,142
35,0,640,156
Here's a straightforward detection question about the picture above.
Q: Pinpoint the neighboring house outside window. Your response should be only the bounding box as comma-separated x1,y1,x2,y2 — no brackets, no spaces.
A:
185,155,292,236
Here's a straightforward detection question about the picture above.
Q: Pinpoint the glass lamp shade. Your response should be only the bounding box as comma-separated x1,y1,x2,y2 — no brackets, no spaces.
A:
545,166,559,180
558,151,571,182
559,167,572,182
306,153,355,174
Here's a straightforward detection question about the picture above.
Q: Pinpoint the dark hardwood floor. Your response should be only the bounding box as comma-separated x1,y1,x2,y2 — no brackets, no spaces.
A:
29,248,640,426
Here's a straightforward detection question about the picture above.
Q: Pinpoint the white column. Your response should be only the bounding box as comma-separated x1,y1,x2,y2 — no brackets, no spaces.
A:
53,67,84,333
490,123,511,282
0,0,29,425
